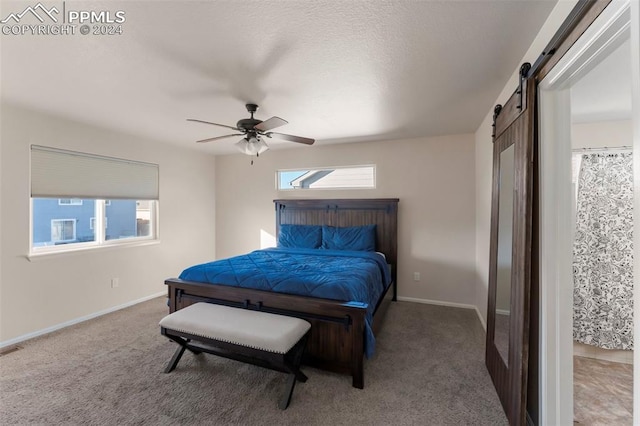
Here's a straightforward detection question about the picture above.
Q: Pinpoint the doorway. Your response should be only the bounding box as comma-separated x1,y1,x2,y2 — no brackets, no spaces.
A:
569,39,634,423
538,0,638,424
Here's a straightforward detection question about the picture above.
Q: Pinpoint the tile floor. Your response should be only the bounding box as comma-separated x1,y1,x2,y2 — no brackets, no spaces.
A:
574,356,633,425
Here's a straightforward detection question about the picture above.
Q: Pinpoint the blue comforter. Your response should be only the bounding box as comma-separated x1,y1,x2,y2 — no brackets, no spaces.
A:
179,247,391,357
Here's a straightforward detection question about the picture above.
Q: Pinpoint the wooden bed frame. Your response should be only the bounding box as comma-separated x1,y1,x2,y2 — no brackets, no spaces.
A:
165,198,399,388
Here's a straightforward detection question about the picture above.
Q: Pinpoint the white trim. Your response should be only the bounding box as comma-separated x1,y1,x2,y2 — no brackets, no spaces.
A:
0,292,166,350
95,198,105,244
475,306,487,331
543,1,630,89
539,87,574,426
397,296,477,310
396,296,486,330
538,1,634,424
26,239,160,261
630,0,640,420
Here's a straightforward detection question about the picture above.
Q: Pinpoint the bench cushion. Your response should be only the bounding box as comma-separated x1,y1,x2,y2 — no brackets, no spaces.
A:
159,303,311,354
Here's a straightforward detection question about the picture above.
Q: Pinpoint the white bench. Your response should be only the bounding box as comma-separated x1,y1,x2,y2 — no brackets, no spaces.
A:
159,302,311,409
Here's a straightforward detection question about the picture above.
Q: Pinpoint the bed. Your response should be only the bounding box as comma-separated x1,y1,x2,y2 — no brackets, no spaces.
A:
165,198,399,388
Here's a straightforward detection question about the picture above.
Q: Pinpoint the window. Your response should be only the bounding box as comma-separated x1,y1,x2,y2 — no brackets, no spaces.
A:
30,146,159,254
51,219,76,242
32,198,155,251
277,165,376,190
58,198,82,205
105,200,151,241
89,217,108,230
33,199,95,247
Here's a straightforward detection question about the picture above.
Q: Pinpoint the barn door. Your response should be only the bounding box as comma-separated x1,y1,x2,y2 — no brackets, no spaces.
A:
486,63,536,426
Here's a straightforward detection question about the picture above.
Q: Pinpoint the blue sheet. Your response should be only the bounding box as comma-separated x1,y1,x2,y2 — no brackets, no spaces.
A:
179,247,391,357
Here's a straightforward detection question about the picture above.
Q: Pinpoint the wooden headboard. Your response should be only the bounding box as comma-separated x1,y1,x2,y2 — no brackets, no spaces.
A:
273,198,399,281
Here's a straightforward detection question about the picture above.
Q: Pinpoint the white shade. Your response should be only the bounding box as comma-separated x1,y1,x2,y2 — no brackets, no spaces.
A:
235,136,269,156
31,145,159,200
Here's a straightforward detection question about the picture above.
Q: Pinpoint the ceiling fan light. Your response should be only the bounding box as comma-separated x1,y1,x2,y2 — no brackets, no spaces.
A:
235,136,269,156
254,137,269,155
234,138,251,155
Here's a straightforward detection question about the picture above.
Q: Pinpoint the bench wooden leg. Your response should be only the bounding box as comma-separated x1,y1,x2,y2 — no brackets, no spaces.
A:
163,332,203,373
279,374,297,410
294,370,308,383
165,344,187,373
278,332,309,409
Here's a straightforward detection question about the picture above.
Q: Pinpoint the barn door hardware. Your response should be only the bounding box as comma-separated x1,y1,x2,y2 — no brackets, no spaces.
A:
516,62,532,110
491,104,503,140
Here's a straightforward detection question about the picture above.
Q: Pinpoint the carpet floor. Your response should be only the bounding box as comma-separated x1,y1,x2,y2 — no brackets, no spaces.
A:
0,298,507,425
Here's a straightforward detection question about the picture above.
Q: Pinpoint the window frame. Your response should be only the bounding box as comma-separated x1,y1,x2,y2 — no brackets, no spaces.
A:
89,216,108,230
276,164,377,191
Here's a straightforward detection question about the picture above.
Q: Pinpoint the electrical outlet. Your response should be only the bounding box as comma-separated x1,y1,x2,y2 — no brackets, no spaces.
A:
111,278,119,288
413,272,420,281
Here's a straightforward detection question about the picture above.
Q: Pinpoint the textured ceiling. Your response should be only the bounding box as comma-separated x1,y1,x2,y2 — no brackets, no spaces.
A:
1,0,558,154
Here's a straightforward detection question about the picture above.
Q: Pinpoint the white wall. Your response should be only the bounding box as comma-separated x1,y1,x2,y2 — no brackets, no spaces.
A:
0,103,216,344
572,119,633,148
474,0,579,326
215,134,477,306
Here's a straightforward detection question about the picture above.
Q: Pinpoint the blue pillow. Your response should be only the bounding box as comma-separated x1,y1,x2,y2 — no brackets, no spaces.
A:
278,225,322,249
321,225,377,251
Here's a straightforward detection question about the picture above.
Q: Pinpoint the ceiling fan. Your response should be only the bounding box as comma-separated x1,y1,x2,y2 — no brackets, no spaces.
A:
187,103,315,157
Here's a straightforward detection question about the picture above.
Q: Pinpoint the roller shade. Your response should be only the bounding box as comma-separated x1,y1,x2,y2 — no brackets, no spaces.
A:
31,145,159,200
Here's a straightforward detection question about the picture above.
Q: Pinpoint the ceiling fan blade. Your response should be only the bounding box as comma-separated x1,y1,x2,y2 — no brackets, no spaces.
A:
254,116,288,132
196,134,243,143
187,119,240,131
269,132,315,145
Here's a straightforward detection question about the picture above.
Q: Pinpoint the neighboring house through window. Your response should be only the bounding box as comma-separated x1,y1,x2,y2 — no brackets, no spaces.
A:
51,219,76,242
89,217,108,230
58,198,82,205
277,165,376,190
33,198,146,248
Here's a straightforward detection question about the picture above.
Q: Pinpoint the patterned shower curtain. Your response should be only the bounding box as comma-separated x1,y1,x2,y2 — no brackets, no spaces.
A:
573,152,634,350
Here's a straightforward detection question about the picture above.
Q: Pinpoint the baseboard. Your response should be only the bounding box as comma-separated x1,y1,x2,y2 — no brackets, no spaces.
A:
0,291,166,349
396,296,487,330
573,341,633,364
475,306,487,331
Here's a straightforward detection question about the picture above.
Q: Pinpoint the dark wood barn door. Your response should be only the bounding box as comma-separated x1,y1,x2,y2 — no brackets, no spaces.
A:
486,66,536,426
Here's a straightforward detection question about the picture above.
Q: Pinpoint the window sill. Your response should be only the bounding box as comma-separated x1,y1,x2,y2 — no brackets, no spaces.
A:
26,239,160,262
